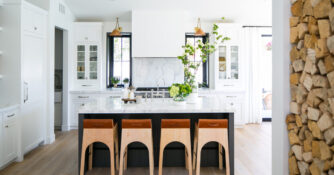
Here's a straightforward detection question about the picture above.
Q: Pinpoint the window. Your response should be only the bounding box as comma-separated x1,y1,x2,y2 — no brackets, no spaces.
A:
107,33,132,87
185,33,209,87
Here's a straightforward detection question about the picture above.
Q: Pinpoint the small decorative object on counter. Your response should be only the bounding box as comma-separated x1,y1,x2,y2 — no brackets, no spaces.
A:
122,98,136,104
136,96,142,104
111,77,120,88
123,78,129,88
129,86,135,99
123,87,129,99
169,83,192,102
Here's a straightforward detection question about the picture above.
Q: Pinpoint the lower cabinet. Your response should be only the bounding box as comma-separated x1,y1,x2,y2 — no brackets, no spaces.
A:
200,91,245,127
0,106,19,169
69,91,123,129
2,119,18,165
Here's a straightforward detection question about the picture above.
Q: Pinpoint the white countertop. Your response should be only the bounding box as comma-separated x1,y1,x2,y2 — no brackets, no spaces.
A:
70,88,124,94
78,96,235,114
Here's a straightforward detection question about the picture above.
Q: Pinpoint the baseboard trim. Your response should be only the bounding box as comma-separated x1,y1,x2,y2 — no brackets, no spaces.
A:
23,138,44,155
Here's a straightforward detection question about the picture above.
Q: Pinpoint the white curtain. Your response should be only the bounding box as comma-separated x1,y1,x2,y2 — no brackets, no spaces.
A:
243,27,264,124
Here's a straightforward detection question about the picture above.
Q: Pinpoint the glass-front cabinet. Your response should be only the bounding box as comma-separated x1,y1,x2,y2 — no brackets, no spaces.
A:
219,45,240,80
76,44,99,81
215,23,244,91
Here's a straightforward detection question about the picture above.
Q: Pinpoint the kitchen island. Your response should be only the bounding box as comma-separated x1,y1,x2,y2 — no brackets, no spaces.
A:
78,96,234,174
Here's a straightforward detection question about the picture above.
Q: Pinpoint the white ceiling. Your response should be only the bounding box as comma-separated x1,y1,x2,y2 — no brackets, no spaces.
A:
64,0,272,25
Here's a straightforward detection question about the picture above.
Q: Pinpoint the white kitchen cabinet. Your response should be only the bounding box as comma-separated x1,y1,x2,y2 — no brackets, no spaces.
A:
132,11,185,57
0,1,47,157
69,91,123,129
0,105,19,169
199,91,245,127
2,119,18,166
214,24,245,91
74,23,102,90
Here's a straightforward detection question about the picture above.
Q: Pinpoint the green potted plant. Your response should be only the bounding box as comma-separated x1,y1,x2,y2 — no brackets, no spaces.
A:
123,78,130,88
168,83,192,102
111,77,120,88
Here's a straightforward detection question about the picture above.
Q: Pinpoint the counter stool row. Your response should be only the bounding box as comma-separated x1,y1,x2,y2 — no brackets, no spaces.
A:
80,119,230,175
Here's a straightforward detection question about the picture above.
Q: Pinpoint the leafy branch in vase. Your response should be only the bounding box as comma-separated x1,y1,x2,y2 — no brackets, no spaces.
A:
177,17,231,89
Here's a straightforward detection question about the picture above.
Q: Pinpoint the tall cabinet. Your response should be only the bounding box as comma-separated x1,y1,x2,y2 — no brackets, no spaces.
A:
0,1,48,158
212,24,246,126
73,23,102,90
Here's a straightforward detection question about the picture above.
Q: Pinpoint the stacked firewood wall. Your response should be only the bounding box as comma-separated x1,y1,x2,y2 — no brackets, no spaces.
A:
288,0,334,174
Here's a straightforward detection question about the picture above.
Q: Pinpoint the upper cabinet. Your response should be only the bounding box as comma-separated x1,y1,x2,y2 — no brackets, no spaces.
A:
132,11,186,57
73,22,102,90
214,23,244,91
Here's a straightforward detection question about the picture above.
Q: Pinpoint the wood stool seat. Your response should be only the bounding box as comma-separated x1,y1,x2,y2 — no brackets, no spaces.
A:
198,119,228,128
119,119,154,175
161,119,190,128
193,119,230,175
159,119,192,175
80,119,119,175
122,119,152,128
83,119,114,128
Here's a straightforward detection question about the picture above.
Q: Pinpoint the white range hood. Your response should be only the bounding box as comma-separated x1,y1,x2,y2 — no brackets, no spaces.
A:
132,10,187,58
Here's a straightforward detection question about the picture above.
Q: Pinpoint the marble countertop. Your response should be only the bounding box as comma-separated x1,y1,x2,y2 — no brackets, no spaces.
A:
70,88,124,94
78,96,235,114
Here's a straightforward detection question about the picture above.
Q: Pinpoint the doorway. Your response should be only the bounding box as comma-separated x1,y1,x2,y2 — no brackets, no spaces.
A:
54,28,64,131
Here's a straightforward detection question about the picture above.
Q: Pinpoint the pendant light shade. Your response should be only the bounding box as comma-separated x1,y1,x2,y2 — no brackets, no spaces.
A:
194,18,205,36
110,17,122,36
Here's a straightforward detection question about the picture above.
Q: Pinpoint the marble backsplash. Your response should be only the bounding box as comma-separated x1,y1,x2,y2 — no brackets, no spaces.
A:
132,57,184,87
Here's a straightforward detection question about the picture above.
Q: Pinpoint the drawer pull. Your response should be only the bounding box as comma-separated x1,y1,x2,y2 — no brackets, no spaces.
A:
5,125,8,128
78,96,89,98
7,114,15,118
224,85,233,87
82,85,92,87
226,96,237,98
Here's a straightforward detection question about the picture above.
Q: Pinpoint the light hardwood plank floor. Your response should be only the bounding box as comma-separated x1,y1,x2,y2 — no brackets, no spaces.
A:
0,123,271,175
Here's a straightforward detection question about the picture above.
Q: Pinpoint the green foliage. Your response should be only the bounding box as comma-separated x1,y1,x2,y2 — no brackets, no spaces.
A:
111,77,120,84
177,17,231,89
123,78,129,84
168,83,192,98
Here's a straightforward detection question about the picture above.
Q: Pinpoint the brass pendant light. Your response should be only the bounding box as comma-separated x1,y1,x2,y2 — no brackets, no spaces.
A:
110,17,122,36
194,18,205,36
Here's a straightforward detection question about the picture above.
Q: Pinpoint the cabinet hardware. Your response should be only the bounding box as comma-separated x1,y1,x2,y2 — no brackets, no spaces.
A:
34,27,37,30
7,114,15,118
82,85,92,87
224,85,233,87
5,125,8,128
78,96,89,98
226,96,237,98
24,81,29,103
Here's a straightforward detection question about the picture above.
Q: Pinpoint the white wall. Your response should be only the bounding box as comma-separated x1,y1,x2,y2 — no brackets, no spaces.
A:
46,0,75,143
272,0,290,174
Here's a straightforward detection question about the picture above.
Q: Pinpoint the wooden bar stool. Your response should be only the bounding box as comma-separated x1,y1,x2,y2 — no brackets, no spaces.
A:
159,119,192,175
193,119,230,175
119,119,154,175
80,119,119,175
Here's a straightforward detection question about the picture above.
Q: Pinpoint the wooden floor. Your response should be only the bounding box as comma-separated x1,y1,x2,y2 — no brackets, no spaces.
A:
0,123,271,175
